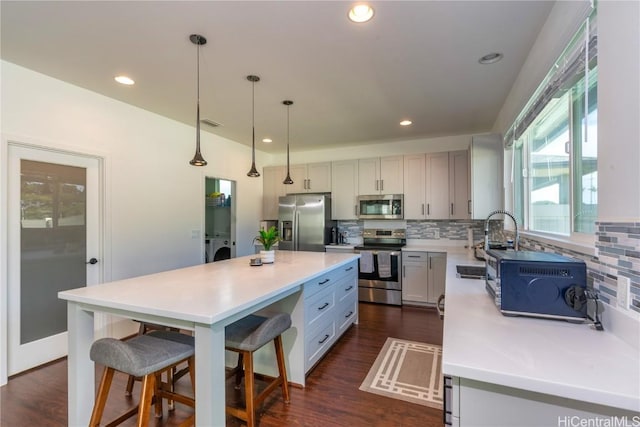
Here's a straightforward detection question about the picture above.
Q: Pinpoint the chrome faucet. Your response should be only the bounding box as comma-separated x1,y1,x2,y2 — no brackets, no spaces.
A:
484,209,519,251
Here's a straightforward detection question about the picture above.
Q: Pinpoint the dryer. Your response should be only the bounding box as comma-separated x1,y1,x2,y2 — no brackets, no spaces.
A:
207,237,231,262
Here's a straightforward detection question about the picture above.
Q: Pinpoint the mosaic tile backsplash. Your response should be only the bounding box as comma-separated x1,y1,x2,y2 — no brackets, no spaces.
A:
338,219,503,245
338,219,640,317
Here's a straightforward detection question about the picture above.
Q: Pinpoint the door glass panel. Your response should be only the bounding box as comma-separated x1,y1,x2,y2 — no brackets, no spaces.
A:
20,160,86,344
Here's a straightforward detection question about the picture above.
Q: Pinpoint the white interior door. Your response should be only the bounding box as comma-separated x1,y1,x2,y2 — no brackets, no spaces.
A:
7,144,101,375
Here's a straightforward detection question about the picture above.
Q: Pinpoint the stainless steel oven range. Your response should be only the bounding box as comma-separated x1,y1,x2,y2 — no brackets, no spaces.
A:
355,228,406,306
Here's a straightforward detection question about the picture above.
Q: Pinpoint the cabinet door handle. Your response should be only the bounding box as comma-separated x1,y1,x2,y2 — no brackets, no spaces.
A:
345,285,354,291
375,179,379,191
468,199,472,215
307,179,311,189
345,266,354,271
402,265,406,277
408,255,420,258
318,302,330,311
429,257,432,269
355,205,359,216
318,278,330,285
345,311,354,318
380,180,384,191
422,204,425,215
427,204,430,215
319,334,330,344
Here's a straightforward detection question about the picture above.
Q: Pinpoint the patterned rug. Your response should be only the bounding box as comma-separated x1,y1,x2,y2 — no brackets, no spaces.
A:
359,337,443,409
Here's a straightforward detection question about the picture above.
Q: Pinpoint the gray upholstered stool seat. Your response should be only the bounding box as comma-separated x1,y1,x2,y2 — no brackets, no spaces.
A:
89,330,195,427
225,312,292,427
226,313,291,351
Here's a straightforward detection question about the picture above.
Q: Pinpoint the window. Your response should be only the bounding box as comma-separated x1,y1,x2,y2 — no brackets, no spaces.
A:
509,13,597,237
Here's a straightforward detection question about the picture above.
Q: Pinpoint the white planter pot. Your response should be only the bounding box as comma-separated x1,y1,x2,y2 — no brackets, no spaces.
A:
260,250,275,264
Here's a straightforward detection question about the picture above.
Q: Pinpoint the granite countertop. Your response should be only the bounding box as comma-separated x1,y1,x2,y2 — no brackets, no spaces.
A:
440,249,640,412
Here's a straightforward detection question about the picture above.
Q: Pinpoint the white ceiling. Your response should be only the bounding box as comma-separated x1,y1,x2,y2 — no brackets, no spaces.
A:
1,1,553,154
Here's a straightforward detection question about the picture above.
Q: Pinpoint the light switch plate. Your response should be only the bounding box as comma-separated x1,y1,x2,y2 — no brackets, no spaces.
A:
191,229,201,239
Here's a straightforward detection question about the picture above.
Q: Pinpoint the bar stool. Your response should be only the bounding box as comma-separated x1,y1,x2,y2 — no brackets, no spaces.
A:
125,322,190,397
89,330,195,427
225,312,292,427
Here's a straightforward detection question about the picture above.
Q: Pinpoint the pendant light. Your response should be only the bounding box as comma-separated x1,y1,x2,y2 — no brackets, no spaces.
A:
246,75,261,177
189,34,207,166
282,100,294,185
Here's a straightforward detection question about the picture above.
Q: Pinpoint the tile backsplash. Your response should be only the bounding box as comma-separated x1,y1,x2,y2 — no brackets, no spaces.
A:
338,219,503,245
338,219,640,317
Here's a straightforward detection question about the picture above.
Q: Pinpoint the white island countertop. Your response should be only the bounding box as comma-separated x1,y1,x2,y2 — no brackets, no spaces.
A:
440,248,640,413
59,250,360,426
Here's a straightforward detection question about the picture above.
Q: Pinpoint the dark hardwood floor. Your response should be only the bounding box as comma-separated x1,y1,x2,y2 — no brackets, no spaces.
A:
1,303,444,426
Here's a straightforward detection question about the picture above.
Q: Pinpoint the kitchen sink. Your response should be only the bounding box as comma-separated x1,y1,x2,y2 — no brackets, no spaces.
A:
456,265,486,280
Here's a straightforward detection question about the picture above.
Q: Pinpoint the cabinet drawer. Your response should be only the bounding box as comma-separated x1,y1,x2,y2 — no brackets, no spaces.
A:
336,277,357,304
305,321,336,372
304,286,335,330
304,261,356,298
402,251,429,263
336,297,357,336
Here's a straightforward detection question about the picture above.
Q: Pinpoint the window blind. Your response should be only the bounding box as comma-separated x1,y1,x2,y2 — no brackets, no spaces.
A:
504,12,597,148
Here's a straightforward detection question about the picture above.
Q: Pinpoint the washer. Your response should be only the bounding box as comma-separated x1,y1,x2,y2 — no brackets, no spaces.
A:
208,237,231,262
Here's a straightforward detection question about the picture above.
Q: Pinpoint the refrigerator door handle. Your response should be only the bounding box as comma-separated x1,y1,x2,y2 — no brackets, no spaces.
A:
294,210,300,251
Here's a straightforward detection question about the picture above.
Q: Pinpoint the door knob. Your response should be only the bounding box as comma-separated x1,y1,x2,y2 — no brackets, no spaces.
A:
86,258,98,265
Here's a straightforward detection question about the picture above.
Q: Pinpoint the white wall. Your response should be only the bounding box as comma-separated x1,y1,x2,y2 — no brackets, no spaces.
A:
597,0,640,221
0,61,276,381
2,61,268,274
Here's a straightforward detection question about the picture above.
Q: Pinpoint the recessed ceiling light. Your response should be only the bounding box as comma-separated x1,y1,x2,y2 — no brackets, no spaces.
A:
400,120,412,126
478,53,503,64
262,138,272,143
348,4,374,23
114,75,135,85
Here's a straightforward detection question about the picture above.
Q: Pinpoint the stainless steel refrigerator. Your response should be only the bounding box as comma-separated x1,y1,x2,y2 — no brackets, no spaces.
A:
278,194,336,252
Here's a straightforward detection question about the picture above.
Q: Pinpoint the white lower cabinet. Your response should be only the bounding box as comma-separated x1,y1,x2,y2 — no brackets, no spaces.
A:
302,260,358,372
448,376,636,426
402,251,446,305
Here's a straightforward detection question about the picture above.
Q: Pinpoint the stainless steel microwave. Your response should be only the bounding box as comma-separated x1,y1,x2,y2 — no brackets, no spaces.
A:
357,194,403,219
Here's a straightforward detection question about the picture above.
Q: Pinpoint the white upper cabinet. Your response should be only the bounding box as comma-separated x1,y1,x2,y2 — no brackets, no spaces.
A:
403,154,427,219
262,165,287,220
449,150,470,219
358,156,403,195
426,152,451,219
285,162,332,194
331,159,359,220
404,152,452,220
470,134,503,219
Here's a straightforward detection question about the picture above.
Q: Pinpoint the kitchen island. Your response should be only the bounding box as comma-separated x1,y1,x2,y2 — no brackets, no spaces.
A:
436,247,640,426
59,250,359,427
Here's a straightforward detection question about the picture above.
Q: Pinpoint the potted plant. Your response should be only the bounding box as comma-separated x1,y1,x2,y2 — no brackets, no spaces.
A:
255,226,280,263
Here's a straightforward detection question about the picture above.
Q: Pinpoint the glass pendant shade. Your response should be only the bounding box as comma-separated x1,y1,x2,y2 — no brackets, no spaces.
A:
189,34,207,166
282,100,294,185
247,75,261,177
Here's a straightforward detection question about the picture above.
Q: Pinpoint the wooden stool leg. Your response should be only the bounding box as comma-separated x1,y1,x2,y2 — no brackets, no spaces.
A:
274,336,290,403
243,351,256,427
154,372,164,418
89,367,115,427
136,374,156,427
234,353,244,389
188,356,196,393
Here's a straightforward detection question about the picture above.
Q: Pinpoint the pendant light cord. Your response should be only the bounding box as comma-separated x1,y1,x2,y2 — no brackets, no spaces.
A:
252,79,256,163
